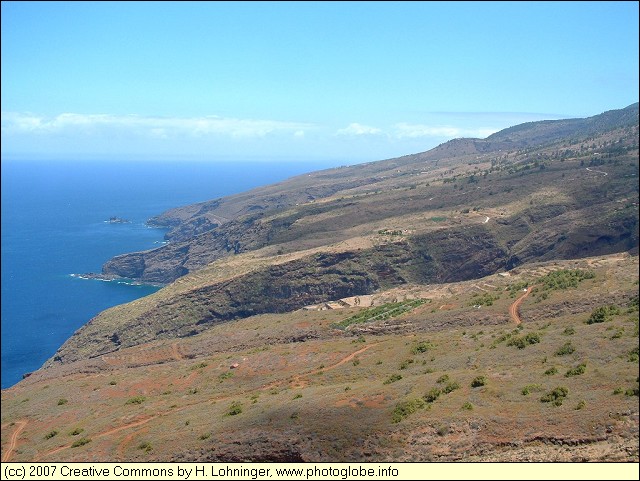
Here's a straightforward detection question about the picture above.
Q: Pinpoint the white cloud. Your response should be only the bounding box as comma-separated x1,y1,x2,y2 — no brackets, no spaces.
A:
1,112,312,139
336,122,384,136
393,122,498,139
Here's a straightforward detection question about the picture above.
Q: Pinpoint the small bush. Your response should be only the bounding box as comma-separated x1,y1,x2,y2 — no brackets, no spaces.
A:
436,374,449,384
423,388,442,403
555,342,575,356
138,442,153,452
544,366,558,376
399,359,414,370
471,376,487,387
442,382,460,394
521,384,543,395
57,398,68,406
125,396,146,405
71,437,91,448
575,400,586,410
69,428,84,436
411,340,433,354
227,401,242,416
586,305,619,324
190,362,208,370
199,433,211,440
109,380,117,385
613,387,624,395
563,327,575,335
540,386,569,406
218,372,233,382
44,430,58,440
383,374,402,385
391,398,425,423
565,363,586,377
293,393,302,399
507,332,541,349
461,402,473,411
628,347,639,362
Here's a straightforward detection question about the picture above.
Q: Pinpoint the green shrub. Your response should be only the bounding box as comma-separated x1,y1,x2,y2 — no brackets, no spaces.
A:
125,396,146,405
565,363,586,377
544,366,558,376
436,374,449,384
391,398,425,423
507,332,541,349
442,382,460,394
383,374,403,385
521,384,543,395
190,362,208,370
71,437,91,448
57,398,68,405
555,342,575,356
138,442,153,452
563,327,575,335
44,430,58,440
575,400,586,410
227,401,243,416
586,305,619,324
423,388,442,403
399,359,414,370
613,387,624,395
411,340,433,354
628,347,639,362
461,402,473,411
69,428,84,436
293,393,302,399
471,376,487,387
199,433,211,440
540,386,569,406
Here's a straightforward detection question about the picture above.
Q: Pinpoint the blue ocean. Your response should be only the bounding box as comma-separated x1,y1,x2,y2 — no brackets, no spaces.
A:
1,159,340,388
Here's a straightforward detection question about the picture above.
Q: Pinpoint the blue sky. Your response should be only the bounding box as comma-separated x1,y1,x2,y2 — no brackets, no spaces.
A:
1,1,638,163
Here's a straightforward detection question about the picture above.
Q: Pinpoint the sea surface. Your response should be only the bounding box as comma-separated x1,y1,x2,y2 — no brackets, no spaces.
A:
1,159,340,388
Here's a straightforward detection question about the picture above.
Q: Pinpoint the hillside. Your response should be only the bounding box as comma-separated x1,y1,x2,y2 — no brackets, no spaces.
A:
2,254,638,462
47,103,639,363
1,103,639,462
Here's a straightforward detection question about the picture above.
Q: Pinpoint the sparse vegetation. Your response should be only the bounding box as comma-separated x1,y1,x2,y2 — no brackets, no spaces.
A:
521,384,543,395
411,340,433,354
540,387,569,406
555,342,576,356
226,401,243,416
71,437,91,448
539,269,595,291
565,363,587,377
507,332,541,349
383,374,403,385
125,396,146,405
332,299,428,330
586,305,620,324
471,376,487,387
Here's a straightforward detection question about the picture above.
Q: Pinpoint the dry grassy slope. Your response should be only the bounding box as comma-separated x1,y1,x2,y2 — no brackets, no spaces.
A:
48,139,639,364
2,254,638,462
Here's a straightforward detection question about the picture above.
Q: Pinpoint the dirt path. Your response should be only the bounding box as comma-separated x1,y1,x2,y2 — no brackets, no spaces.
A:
262,343,378,391
2,419,28,462
509,286,537,324
36,343,380,460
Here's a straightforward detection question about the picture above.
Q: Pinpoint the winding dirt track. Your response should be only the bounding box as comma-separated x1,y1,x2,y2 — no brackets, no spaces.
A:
36,342,380,461
509,285,537,324
2,419,28,462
